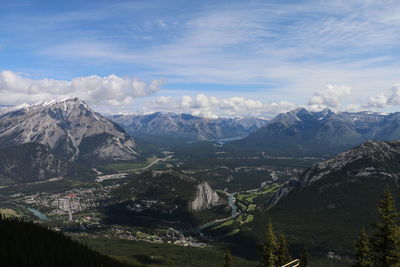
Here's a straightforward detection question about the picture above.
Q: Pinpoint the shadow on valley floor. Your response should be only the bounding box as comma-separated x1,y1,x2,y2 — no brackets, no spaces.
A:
100,202,199,229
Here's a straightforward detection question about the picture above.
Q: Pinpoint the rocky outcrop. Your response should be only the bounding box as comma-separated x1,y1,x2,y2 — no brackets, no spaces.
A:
0,98,138,161
190,182,222,211
0,143,68,183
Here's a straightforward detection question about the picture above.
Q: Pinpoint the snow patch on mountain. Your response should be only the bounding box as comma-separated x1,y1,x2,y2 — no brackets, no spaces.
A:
0,98,138,161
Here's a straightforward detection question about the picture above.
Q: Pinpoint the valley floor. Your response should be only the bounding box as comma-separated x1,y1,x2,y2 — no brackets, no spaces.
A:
0,141,351,266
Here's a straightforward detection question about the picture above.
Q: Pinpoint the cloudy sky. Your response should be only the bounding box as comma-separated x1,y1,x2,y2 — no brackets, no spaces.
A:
1,0,400,117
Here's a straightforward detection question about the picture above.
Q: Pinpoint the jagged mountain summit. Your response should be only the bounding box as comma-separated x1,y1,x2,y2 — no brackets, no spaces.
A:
233,107,396,156
0,98,137,162
264,140,400,253
109,112,268,141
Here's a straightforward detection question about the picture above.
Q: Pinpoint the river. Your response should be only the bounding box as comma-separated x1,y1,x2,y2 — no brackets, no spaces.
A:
194,193,239,233
27,207,49,221
227,194,238,217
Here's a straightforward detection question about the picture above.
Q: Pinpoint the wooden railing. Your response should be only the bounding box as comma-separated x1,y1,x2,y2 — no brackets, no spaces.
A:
281,259,299,267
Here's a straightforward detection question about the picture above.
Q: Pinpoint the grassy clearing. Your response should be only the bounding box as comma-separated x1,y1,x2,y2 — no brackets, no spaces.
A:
225,228,240,237
212,219,235,230
0,208,19,217
243,215,254,224
247,204,256,212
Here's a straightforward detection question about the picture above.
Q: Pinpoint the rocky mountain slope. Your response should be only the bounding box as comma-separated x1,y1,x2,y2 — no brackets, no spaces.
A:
109,112,268,141
0,143,68,185
261,140,400,253
233,108,396,156
0,98,137,162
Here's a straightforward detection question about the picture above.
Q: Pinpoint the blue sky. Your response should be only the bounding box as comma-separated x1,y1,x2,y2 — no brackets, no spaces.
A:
1,0,400,117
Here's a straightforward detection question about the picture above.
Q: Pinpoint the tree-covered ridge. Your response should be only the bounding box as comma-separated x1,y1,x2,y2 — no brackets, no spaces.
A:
0,216,129,267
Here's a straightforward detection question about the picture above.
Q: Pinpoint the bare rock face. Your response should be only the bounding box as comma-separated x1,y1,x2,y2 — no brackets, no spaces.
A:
0,98,138,161
0,143,68,183
190,182,222,211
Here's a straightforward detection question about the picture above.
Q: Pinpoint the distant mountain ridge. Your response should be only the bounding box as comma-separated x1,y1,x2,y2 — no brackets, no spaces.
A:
234,108,400,156
0,98,138,162
109,112,268,141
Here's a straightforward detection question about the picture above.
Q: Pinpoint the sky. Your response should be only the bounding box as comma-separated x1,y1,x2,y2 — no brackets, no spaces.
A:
1,0,400,118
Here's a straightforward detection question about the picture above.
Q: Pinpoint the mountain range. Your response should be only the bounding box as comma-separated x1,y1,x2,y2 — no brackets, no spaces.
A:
109,112,268,141
0,98,138,162
233,108,399,156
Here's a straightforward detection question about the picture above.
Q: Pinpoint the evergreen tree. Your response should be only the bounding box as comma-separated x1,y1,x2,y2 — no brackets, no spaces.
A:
223,250,233,267
168,256,176,267
0,216,124,267
299,247,309,267
353,227,372,267
259,221,277,267
276,233,291,266
370,187,400,266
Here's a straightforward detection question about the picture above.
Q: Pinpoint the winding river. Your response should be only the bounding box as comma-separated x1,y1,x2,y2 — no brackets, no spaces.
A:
27,207,49,221
194,193,239,233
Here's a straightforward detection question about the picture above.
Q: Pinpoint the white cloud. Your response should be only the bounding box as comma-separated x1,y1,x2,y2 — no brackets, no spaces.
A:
0,70,163,106
364,83,400,108
143,94,296,118
387,83,400,105
365,94,388,108
308,84,352,110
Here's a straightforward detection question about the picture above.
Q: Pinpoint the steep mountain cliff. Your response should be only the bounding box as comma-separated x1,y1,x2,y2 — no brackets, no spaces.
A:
0,98,138,162
0,143,68,184
109,112,268,141
190,182,221,211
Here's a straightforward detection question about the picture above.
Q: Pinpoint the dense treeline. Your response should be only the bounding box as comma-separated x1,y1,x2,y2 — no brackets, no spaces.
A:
353,187,400,266
223,221,308,267
0,216,128,267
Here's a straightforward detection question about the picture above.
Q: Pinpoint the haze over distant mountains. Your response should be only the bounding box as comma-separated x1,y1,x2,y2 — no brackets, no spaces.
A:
3,98,400,159
109,112,268,141
0,98,137,162
234,108,400,156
